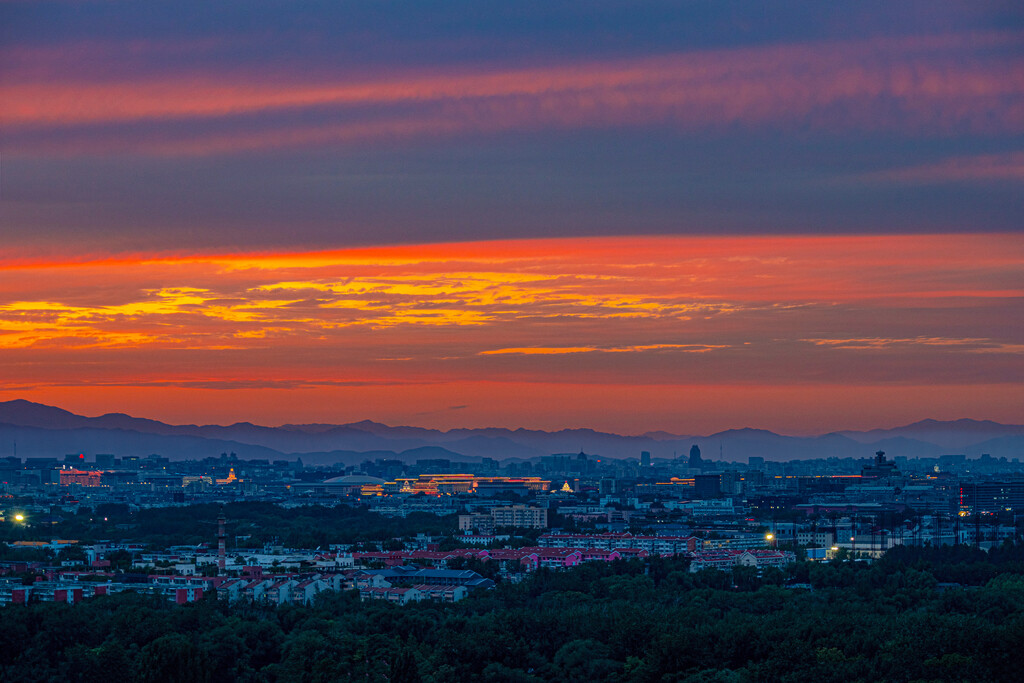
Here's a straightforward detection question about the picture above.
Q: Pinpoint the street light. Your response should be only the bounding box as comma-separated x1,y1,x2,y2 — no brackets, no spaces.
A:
13,514,25,522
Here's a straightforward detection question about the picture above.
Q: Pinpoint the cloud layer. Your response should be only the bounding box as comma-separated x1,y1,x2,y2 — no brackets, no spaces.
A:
2,2,1021,431
2,2,1022,252
1,235,1020,430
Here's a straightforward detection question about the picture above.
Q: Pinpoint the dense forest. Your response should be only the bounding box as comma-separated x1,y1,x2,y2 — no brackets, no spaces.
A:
5,545,1024,682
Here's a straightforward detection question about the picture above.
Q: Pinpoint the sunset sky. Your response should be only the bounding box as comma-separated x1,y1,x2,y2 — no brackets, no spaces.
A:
2,1,1022,434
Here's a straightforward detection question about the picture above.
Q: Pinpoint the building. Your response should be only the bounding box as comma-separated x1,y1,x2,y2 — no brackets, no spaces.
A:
360,586,424,605
694,474,721,499
861,451,900,479
412,584,469,602
688,549,796,572
490,505,548,529
958,481,1024,514
59,469,103,486
356,567,494,590
94,454,116,468
274,578,325,606
538,532,700,555
458,513,496,534
688,445,703,470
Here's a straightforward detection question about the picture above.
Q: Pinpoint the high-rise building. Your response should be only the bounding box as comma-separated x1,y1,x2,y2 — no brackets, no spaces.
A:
459,513,496,534
490,505,548,529
94,453,116,468
959,482,1024,514
640,451,651,468
694,473,721,499
688,444,703,470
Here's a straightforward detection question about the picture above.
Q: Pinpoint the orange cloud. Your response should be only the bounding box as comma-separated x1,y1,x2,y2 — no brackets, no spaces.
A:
802,337,1024,352
480,344,725,355
1,233,1020,430
1,233,1019,361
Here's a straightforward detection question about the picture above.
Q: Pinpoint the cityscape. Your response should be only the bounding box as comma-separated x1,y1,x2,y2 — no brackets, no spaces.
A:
3,401,1024,679
3,0,1023,681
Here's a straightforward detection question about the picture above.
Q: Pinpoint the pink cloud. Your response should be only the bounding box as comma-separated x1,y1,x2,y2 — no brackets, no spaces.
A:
4,32,1022,156
865,152,1024,183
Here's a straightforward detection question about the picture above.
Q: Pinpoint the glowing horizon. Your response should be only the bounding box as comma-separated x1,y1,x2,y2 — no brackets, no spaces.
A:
2,234,1020,434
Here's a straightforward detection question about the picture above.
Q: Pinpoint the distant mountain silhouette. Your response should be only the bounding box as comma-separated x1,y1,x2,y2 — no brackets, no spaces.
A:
708,427,784,439
397,445,467,460
0,399,1021,463
834,418,1024,449
0,422,285,461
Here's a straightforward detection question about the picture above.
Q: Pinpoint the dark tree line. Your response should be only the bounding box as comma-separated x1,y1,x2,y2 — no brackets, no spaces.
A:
1,502,458,549
5,545,1024,681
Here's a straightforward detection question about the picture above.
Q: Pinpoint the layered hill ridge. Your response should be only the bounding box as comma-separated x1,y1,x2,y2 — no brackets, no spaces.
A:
0,399,1021,463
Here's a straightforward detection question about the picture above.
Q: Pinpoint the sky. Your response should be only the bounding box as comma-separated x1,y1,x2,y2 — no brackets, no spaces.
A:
1,1,1022,434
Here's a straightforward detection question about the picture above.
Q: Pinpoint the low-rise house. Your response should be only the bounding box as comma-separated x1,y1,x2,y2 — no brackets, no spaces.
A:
243,579,274,602
0,579,32,605
538,532,700,554
688,549,796,572
534,548,583,570
264,578,297,605
215,578,247,603
355,567,495,590
412,584,468,602
292,578,328,605
353,572,393,589
359,586,423,605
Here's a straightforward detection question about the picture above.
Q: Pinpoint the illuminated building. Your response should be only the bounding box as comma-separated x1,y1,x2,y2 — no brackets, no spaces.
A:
58,469,103,486
215,468,239,485
369,474,549,498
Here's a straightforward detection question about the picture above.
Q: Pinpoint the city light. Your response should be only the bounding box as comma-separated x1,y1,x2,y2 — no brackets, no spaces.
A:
14,514,25,522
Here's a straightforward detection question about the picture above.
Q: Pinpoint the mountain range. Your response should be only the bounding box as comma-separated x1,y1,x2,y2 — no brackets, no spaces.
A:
0,399,1022,464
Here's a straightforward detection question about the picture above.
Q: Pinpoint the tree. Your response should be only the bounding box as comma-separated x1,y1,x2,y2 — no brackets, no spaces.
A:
107,549,134,571
553,639,623,682
139,633,208,683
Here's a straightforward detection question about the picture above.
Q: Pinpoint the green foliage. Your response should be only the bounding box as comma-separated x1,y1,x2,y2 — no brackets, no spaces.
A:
4,545,1024,681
